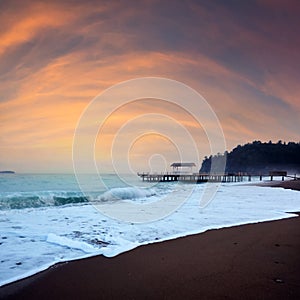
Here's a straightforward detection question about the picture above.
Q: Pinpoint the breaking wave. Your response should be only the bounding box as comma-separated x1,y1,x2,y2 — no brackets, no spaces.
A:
0,187,157,210
98,187,156,202
0,191,89,210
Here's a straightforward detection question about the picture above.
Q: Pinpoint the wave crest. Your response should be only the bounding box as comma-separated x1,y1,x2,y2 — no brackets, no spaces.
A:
0,192,89,210
98,187,156,202
0,187,157,210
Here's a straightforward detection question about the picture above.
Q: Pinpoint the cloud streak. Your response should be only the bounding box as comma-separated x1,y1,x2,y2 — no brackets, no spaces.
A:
0,0,299,172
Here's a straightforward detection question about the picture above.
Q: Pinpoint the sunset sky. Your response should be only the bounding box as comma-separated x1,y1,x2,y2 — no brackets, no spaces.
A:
1,0,299,173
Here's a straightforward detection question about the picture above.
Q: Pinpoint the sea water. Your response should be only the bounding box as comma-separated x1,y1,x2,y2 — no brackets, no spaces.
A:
0,173,299,286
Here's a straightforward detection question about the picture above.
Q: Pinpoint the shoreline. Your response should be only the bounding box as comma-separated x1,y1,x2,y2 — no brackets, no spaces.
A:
1,215,300,299
255,179,300,191
0,182,299,299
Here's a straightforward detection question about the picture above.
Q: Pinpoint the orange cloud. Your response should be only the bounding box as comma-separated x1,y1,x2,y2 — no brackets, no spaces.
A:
1,4,69,56
2,46,298,171
1,0,299,172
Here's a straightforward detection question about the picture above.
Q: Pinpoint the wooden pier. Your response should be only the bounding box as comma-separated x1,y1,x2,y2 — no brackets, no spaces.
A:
138,163,294,183
137,171,292,183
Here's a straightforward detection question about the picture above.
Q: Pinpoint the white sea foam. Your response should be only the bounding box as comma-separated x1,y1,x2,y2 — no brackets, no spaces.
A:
0,180,299,287
98,187,156,202
46,233,99,254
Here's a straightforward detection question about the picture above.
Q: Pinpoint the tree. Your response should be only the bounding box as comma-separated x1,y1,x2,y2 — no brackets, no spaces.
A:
199,140,300,174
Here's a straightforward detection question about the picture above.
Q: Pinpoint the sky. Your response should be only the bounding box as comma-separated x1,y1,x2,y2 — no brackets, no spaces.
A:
0,0,299,173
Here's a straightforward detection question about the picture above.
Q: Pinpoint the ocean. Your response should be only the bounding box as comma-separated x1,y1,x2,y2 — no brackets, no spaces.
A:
0,173,299,286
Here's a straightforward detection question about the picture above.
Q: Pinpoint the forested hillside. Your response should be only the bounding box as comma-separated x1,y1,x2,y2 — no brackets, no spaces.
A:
200,141,300,174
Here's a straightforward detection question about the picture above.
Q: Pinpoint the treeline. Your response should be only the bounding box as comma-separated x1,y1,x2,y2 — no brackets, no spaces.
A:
200,141,300,174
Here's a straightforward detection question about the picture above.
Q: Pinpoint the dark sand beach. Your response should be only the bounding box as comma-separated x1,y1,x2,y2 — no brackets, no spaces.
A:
1,182,299,300
257,179,300,191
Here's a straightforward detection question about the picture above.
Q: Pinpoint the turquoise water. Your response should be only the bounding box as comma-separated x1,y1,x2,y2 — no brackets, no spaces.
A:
0,173,155,210
0,173,299,287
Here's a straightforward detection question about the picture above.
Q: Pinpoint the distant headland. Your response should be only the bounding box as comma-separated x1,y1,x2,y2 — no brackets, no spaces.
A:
200,141,300,174
0,170,15,174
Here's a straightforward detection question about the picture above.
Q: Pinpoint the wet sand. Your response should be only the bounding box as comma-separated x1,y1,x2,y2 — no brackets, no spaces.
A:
257,179,300,191
0,182,299,299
